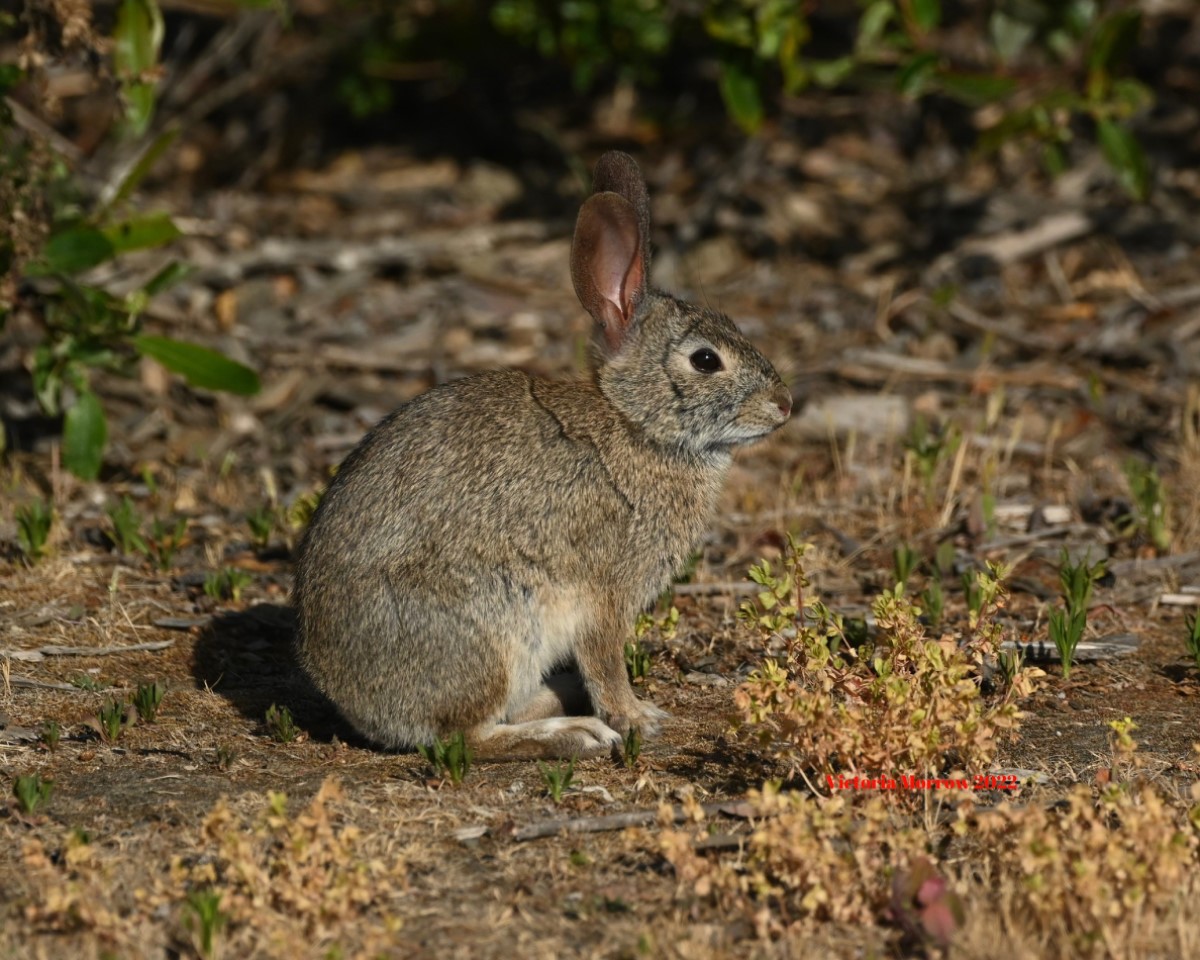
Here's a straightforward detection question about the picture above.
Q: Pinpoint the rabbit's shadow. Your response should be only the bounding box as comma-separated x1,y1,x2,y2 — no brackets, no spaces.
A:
190,603,369,747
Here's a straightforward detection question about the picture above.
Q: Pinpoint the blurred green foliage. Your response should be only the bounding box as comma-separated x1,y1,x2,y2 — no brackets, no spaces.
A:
479,0,1153,196
2,1,261,479
0,0,1162,480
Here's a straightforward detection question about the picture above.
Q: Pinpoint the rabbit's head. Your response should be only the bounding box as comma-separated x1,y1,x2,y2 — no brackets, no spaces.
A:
571,152,792,456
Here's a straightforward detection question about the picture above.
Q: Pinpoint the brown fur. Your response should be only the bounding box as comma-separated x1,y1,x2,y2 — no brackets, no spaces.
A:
293,152,791,758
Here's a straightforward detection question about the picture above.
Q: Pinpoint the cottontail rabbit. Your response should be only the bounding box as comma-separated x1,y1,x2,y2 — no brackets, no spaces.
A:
294,152,792,758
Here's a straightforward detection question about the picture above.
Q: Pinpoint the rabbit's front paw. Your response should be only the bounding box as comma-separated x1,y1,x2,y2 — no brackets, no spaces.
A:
603,700,668,739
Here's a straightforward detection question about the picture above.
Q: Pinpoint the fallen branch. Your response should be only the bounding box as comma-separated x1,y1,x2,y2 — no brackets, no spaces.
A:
0,640,176,662
7,677,82,692
1002,632,1138,663
512,800,756,842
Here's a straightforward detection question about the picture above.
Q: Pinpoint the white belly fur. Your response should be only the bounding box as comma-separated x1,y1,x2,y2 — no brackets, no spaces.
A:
505,586,588,714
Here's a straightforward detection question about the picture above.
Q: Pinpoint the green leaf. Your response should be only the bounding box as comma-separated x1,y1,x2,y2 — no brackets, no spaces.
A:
114,0,163,76
143,260,191,297
857,0,895,52
1042,142,1067,178
124,83,157,137
63,389,107,480
1096,118,1148,200
36,226,115,275
988,10,1034,62
103,213,180,254
809,57,854,89
134,336,261,395
911,0,941,31
937,71,1017,106
703,9,754,48
718,60,763,134
104,127,179,215
896,52,938,97
114,0,164,136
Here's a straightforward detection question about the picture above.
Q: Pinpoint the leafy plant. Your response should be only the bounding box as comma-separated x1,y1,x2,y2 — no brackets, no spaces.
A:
892,543,918,593
735,538,1035,802
998,645,1025,690
204,567,253,603
919,575,944,630
904,415,960,499
40,721,61,753
132,680,166,723
12,774,54,815
1049,550,1106,679
418,731,472,785
246,505,274,551
69,673,108,692
1184,611,1200,673
961,569,984,620
538,757,576,803
183,888,228,960
622,725,643,769
5,0,261,481
265,704,297,744
624,639,652,682
1123,458,1171,552
1047,606,1086,681
89,698,136,743
15,499,53,562
106,496,149,556
147,517,187,572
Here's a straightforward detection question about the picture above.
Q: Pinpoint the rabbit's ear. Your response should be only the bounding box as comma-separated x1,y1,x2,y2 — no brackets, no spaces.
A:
591,151,651,266
571,192,646,350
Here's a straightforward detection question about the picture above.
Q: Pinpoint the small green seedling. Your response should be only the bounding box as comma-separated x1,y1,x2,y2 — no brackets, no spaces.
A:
132,681,166,723
184,888,228,960
919,576,944,630
40,721,61,753
287,491,322,533
1049,551,1105,679
90,698,136,743
204,567,253,602
904,416,961,498
1123,458,1171,552
265,704,297,743
214,744,237,770
998,646,1025,688
69,673,108,692
246,504,274,550
539,757,576,803
13,774,54,815
961,570,983,620
1048,606,1086,679
622,725,642,769
418,731,472,785
148,517,187,572
624,640,652,682
106,496,149,556
892,543,919,593
1058,550,1104,613
1185,611,1200,672
16,500,53,563
934,540,956,579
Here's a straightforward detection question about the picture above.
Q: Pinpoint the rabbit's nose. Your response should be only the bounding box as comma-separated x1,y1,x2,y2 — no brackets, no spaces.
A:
772,385,793,419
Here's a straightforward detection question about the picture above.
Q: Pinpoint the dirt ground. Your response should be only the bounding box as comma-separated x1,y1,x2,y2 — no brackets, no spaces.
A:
4,94,1200,957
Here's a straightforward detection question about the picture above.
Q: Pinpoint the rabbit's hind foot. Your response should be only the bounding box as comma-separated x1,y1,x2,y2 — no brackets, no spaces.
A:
472,716,621,760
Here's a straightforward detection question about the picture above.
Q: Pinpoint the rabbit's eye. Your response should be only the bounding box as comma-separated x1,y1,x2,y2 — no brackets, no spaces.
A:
690,348,723,373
